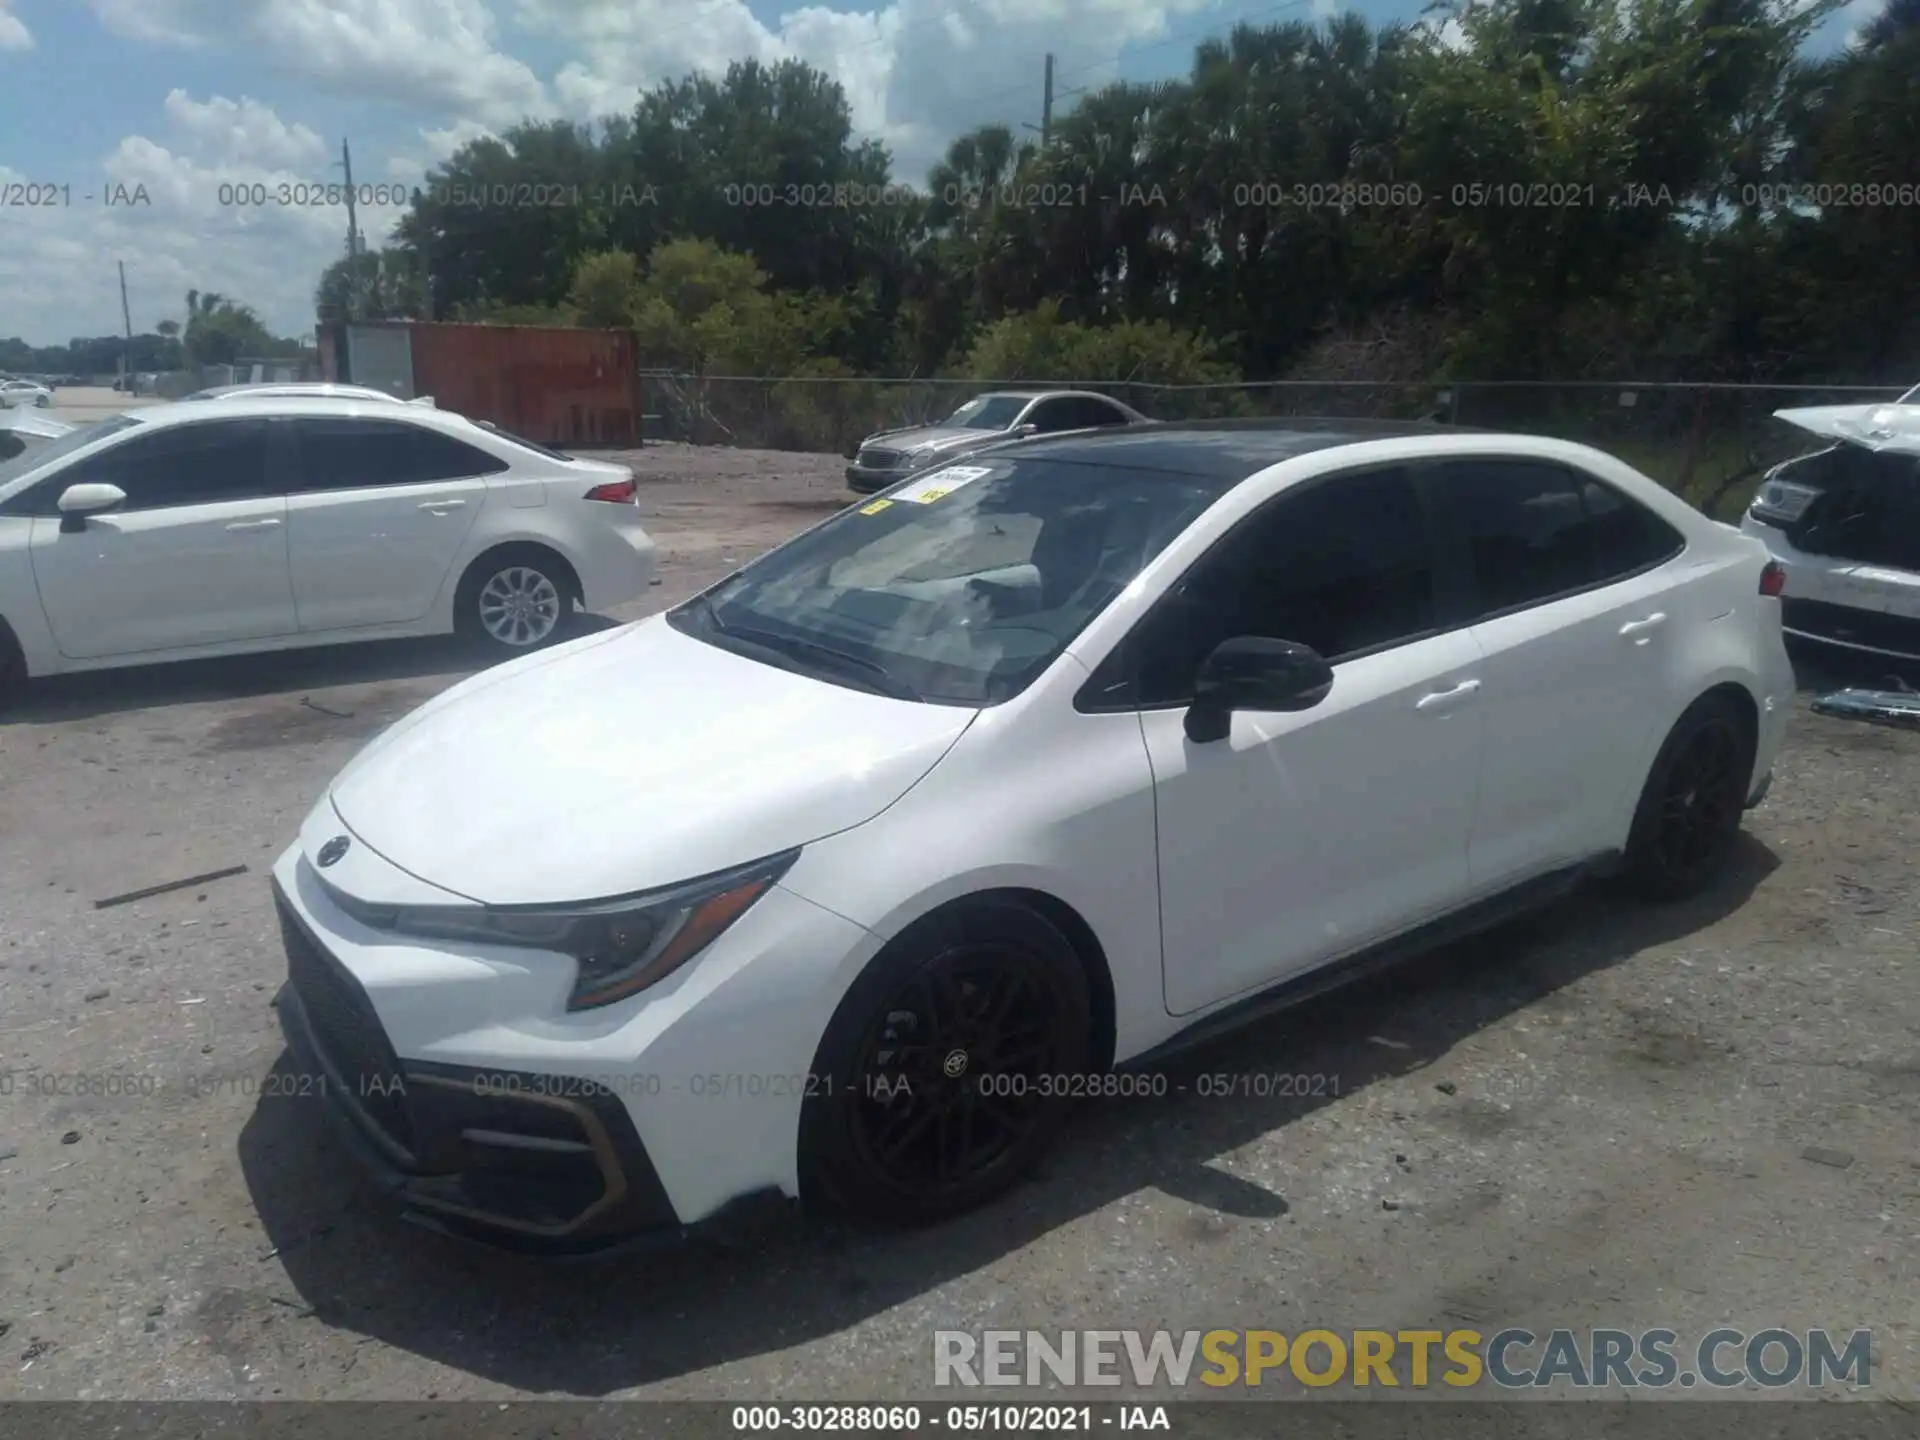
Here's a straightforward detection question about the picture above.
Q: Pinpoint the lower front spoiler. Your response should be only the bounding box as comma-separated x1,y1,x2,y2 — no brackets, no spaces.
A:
273,984,790,1258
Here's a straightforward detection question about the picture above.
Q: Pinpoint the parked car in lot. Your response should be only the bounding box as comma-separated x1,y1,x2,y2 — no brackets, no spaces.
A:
182,382,421,405
1740,394,1920,664
270,417,1792,1253
846,389,1150,493
0,395,655,694
0,380,53,409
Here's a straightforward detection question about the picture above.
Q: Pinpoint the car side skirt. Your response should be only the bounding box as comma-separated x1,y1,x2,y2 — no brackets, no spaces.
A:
1120,859,1598,1073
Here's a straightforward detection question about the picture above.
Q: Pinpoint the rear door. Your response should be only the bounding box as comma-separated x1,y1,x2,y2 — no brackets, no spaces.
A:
1429,457,1686,887
284,416,501,631
26,418,297,657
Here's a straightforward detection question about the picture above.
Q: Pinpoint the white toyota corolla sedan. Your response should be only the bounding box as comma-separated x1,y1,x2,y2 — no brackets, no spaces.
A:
270,420,1794,1252
0,395,654,694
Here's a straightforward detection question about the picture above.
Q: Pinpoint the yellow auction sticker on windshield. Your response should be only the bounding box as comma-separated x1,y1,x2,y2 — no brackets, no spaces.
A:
892,465,995,504
858,498,893,515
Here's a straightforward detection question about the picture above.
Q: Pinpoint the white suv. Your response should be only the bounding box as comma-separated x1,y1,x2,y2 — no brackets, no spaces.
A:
0,395,654,693
1741,395,1920,665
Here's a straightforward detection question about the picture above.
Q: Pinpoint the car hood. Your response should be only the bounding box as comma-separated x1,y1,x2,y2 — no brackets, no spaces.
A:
326,615,976,905
864,425,1005,456
1774,402,1920,456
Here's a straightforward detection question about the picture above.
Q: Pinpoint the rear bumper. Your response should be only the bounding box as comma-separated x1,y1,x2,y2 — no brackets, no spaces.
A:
574,525,656,612
1781,598,1920,664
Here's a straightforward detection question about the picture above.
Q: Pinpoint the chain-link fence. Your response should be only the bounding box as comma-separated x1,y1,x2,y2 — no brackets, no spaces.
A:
638,374,1912,518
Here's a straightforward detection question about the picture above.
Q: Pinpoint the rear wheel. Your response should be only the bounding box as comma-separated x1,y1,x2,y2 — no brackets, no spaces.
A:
800,900,1091,1226
1623,694,1753,901
454,546,574,655
0,621,25,710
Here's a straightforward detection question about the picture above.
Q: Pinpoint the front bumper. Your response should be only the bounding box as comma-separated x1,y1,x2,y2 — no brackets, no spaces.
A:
273,884,685,1253
267,835,878,1251
845,463,904,494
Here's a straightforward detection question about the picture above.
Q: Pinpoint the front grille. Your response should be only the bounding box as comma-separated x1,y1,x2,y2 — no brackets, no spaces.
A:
1781,598,1920,658
278,899,416,1153
859,447,903,469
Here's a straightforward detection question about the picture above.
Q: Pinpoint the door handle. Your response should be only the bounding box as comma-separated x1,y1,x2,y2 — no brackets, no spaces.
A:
1620,612,1668,640
419,499,467,514
1415,678,1481,713
225,518,282,533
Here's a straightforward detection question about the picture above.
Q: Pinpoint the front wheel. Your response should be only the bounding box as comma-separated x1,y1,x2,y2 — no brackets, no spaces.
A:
1622,694,1753,901
800,900,1091,1226
455,548,574,654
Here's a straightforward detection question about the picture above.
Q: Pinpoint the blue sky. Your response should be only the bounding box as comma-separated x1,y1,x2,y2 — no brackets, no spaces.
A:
0,0,1885,348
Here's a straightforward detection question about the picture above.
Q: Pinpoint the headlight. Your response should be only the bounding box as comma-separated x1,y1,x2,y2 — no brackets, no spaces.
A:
1750,476,1822,524
379,850,799,1011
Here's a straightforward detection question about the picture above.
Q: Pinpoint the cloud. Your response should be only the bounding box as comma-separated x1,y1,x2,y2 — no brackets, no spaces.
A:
162,90,330,169
87,0,552,126
0,95,389,344
514,0,1234,182
0,0,32,51
1837,0,1889,43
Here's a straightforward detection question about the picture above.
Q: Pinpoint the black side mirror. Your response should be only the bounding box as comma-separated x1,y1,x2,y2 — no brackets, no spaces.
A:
1184,636,1334,743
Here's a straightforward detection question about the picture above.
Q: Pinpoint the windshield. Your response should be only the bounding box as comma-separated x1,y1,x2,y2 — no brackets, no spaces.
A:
668,456,1226,705
943,396,1029,431
0,417,141,491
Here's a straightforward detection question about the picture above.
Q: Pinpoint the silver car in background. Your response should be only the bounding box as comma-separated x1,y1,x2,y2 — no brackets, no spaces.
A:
845,389,1150,493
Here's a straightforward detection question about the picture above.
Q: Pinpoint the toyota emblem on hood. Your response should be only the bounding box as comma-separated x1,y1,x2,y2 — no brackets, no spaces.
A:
316,835,351,868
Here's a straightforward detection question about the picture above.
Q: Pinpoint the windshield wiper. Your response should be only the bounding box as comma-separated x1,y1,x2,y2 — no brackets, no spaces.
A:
695,598,923,701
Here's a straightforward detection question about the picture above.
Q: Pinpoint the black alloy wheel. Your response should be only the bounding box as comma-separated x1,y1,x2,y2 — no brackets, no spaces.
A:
1626,696,1752,901
801,901,1090,1224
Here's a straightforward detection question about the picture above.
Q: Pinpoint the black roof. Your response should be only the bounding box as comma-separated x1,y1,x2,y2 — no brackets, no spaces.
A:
1002,416,1491,484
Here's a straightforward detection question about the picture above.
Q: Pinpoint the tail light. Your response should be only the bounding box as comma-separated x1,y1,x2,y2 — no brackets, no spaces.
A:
1759,561,1787,596
584,478,637,504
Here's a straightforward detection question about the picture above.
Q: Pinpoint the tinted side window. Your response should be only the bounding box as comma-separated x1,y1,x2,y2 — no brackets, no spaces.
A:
291,418,507,491
1058,397,1127,428
1439,460,1594,616
57,421,270,512
1117,466,1436,705
1024,399,1080,434
1582,477,1684,578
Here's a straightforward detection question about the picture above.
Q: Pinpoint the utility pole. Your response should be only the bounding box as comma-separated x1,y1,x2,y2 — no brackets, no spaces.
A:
117,261,133,384
1023,55,1081,148
1041,53,1054,147
340,139,361,319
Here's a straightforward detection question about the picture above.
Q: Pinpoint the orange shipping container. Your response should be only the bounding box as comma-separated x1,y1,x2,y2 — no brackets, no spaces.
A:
403,322,641,448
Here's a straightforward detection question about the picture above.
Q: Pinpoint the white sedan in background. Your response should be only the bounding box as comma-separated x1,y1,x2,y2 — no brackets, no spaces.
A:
182,382,421,404
269,419,1793,1254
0,395,655,695
0,381,53,408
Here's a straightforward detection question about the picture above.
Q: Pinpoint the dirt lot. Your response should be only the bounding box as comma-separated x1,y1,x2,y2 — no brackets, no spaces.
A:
1,442,1918,1404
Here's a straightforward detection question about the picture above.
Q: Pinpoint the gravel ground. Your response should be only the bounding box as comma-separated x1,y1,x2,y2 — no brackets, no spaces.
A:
1,442,1917,1403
